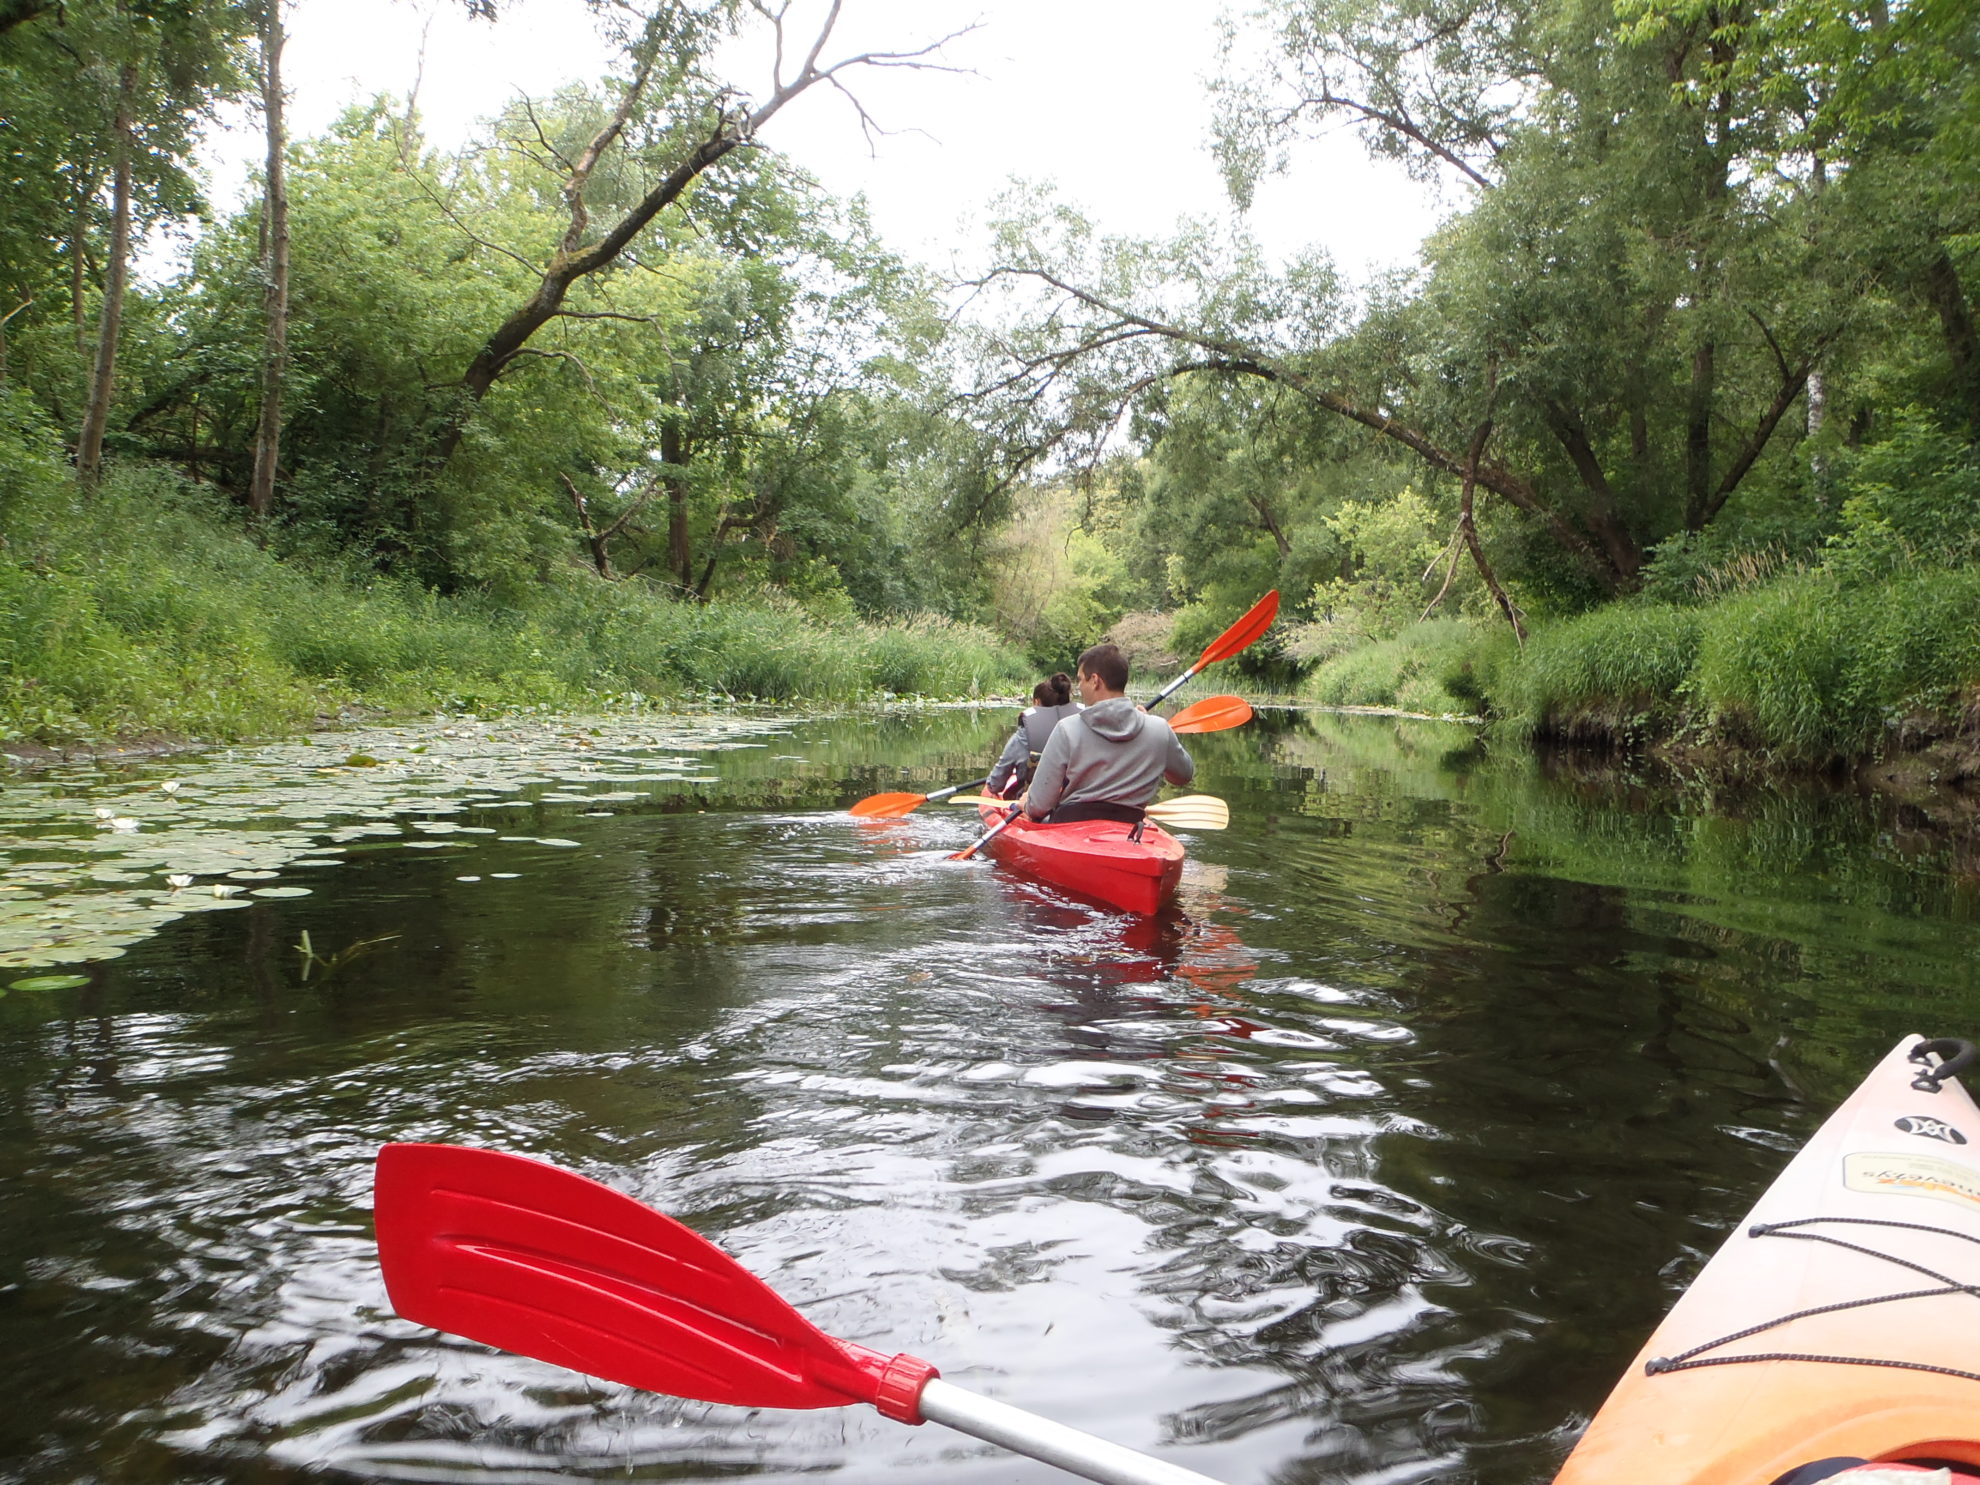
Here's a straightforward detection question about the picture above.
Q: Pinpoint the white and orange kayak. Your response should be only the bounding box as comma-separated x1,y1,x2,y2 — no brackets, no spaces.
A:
1556,1036,1980,1485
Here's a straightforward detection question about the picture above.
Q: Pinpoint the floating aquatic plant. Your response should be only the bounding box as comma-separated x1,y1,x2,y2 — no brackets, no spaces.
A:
8,974,90,992
0,714,783,968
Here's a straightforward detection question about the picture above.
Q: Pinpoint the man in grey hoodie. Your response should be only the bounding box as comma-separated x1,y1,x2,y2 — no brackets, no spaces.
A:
1020,643,1194,825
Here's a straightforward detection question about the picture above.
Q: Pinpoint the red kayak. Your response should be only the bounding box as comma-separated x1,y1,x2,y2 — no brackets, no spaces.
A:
975,802,1185,915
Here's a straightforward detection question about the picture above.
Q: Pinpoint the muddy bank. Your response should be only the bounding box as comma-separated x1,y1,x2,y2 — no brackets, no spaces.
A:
1528,692,1980,870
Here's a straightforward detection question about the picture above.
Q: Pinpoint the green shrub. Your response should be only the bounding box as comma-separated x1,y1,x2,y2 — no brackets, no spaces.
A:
1822,411,1980,581
1304,618,1481,715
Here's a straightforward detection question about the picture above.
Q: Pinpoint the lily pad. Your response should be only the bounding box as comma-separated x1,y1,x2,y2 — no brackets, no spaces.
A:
249,886,311,898
0,711,784,968
8,973,90,991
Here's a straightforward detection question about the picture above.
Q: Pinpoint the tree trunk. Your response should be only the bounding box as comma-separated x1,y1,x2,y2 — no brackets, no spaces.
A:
248,0,290,526
1684,340,1715,529
70,211,88,356
75,61,136,489
661,421,693,589
1543,400,1643,579
1923,247,1980,432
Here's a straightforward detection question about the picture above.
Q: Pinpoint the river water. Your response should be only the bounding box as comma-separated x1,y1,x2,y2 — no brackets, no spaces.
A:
2,706,1976,1485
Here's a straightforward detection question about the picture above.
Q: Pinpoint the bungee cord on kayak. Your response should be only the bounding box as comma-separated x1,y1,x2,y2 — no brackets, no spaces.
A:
1644,1214,1980,1384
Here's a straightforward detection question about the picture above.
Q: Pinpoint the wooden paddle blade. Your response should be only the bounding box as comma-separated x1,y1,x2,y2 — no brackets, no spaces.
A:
374,1144,918,1413
1168,695,1253,735
1196,590,1279,668
848,792,927,818
1146,795,1229,830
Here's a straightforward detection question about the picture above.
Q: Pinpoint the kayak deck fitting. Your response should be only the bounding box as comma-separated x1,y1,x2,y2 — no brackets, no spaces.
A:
974,802,1185,916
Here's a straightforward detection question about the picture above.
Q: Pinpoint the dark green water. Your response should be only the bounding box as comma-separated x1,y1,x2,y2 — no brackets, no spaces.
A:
3,707,1978,1485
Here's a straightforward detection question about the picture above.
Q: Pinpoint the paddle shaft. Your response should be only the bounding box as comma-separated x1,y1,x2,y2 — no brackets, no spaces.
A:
919,1379,1226,1485
1145,666,1200,712
952,803,1020,861
926,775,990,805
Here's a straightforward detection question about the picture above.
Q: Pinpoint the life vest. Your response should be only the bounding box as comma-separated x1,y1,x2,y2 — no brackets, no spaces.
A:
1019,703,1079,779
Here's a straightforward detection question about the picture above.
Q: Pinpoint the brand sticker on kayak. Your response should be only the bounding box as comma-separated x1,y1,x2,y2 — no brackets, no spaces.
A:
1845,1151,1980,1208
1894,1115,1968,1145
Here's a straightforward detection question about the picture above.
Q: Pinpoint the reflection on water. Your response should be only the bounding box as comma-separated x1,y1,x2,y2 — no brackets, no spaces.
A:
4,705,1979,1484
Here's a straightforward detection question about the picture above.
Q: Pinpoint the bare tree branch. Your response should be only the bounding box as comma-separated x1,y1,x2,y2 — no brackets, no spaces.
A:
1280,87,1495,189
430,7,978,476
964,264,1618,581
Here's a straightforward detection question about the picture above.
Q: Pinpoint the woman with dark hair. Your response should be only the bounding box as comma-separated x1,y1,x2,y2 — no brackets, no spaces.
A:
986,673,1078,797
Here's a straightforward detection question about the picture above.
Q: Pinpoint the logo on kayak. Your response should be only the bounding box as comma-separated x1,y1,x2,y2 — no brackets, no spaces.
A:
1895,1115,1968,1145
1845,1151,1980,1209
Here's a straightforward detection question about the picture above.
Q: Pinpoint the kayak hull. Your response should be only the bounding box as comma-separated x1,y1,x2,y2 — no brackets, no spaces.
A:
1554,1036,1980,1484
975,804,1185,916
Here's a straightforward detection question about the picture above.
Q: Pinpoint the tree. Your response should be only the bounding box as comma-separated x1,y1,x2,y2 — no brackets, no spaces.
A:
248,0,289,523
952,0,1961,614
421,0,970,477
0,0,252,465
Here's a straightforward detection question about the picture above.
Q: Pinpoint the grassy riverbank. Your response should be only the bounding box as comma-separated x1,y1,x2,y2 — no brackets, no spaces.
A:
0,454,1026,748
1304,566,1980,769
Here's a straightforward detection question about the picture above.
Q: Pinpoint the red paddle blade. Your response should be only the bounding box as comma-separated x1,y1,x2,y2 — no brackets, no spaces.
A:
1196,589,1280,669
1168,694,1253,735
847,792,927,818
374,1144,930,1415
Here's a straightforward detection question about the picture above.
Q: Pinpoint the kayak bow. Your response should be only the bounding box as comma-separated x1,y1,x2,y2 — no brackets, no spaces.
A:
1556,1035,1980,1483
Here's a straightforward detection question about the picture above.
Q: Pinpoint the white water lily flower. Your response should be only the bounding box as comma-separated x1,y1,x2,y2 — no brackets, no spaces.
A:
211,884,241,898
110,817,140,832
165,874,193,889
160,781,180,795
94,807,115,820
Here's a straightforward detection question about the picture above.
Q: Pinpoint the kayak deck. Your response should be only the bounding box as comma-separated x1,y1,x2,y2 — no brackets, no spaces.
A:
975,803,1185,916
1555,1036,1980,1483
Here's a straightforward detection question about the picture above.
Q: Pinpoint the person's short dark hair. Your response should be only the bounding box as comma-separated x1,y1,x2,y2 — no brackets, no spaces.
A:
1077,643,1129,692
1033,672,1073,707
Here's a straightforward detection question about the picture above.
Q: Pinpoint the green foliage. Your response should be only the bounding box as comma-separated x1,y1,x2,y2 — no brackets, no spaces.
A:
1823,411,1980,579
1499,603,1706,735
0,460,1025,745
1692,569,1980,759
1303,618,1481,715
1309,485,1451,635
981,478,1140,669
1327,558,1980,761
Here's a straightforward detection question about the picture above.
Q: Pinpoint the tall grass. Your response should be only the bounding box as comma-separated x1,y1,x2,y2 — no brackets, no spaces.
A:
1693,568,1980,759
0,460,1027,745
1500,603,1705,738
1330,570,1980,762
1304,618,1483,715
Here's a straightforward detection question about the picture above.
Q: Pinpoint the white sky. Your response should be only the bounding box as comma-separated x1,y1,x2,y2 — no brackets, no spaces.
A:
193,0,1452,282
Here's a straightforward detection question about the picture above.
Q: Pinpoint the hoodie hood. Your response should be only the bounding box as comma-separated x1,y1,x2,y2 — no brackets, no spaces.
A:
1080,695,1146,742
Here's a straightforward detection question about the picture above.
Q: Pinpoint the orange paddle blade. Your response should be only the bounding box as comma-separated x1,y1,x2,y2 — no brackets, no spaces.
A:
1169,694,1253,735
847,792,927,818
1196,589,1279,669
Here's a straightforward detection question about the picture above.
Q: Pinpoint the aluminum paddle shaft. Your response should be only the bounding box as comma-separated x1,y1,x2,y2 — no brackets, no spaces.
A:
918,1379,1226,1485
